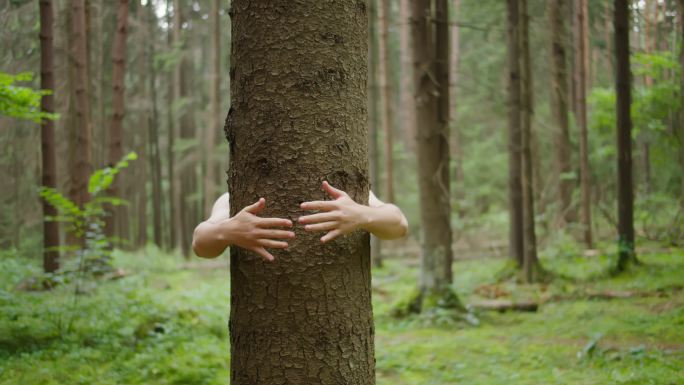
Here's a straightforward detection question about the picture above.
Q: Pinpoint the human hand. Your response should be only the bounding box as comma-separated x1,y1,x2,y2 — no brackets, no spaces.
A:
298,181,368,243
223,198,294,261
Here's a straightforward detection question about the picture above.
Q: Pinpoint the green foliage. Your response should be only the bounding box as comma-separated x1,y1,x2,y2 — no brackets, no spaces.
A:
0,72,58,123
1,248,682,384
39,152,137,274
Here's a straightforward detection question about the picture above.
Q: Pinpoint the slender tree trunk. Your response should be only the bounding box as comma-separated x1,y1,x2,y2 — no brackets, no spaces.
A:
147,0,163,248
507,0,524,267
615,0,637,270
575,0,593,248
679,0,684,209
549,0,573,226
369,0,383,267
169,0,181,252
105,0,129,241
399,0,415,153
40,0,60,273
379,0,395,204
450,0,465,217
605,0,613,79
204,0,221,215
411,0,460,309
68,0,93,212
520,0,542,282
228,2,373,383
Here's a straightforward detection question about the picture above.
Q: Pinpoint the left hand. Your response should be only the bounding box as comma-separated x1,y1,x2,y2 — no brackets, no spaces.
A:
298,181,368,243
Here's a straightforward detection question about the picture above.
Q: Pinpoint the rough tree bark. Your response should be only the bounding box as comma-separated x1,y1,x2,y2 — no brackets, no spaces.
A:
379,0,395,204
410,0,461,309
68,0,93,211
520,0,542,282
507,0,524,267
548,0,573,226
614,0,637,271
227,2,373,383
105,0,129,241
40,0,60,273
575,0,593,248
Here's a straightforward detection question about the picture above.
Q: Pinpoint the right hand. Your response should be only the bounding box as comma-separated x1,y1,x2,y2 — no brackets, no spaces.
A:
223,198,295,261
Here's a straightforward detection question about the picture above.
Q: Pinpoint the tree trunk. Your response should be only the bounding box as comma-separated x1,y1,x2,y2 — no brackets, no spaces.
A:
615,0,637,270
679,0,684,209
450,0,466,217
399,0,415,153
227,2,373,383
605,0,613,79
575,0,593,248
369,0,383,267
379,0,395,204
68,0,93,212
507,0,524,267
147,0,163,249
411,0,460,309
105,0,129,241
548,0,573,226
40,0,60,273
204,0,221,215
166,0,177,251
520,0,542,282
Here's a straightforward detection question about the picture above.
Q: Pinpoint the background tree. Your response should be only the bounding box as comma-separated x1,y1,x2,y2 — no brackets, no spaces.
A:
614,0,637,271
39,0,59,273
379,0,395,204
227,1,374,383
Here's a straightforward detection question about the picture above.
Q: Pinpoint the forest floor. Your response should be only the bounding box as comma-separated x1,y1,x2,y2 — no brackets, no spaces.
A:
0,245,682,385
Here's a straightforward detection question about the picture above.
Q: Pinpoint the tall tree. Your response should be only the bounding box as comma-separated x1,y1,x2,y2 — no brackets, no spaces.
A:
105,0,129,241
679,0,684,209
166,0,178,251
399,0,415,153
519,0,542,282
548,0,573,225
68,0,93,212
411,0,461,309
450,0,465,216
40,0,60,273
507,0,524,268
379,0,395,204
204,0,221,215
227,2,373,383
147,0,164,248
614,0,637,270
575,0,593,248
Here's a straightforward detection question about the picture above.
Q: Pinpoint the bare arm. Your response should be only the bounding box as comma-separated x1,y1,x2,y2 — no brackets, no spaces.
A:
192,193,294,260
298,182,408,242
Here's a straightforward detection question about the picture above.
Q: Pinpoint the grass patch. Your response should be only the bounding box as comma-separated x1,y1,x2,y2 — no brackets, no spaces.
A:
0,246,682,384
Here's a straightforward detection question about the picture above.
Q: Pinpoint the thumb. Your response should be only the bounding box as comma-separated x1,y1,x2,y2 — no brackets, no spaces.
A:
322,181,346,199
243,197,266,214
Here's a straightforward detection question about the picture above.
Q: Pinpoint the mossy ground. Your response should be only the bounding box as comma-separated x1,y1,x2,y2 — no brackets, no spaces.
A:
0,246,682,385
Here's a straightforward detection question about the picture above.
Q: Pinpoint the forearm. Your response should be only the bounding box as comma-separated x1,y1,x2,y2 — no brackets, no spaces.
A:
360,204,408,240
192,220,230,258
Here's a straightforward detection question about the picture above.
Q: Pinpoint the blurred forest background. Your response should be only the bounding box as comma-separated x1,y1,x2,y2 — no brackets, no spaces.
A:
0,0,683,384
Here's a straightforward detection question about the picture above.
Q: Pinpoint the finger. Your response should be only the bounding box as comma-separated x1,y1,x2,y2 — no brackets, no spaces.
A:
251,246,275,262
322,181,347,199
259,239,289,249
297,212,339,224
258,217,293,228
300,200,336,211
304,221,338,232
321,229,342,243
257,229,296,239
243,198,265,214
